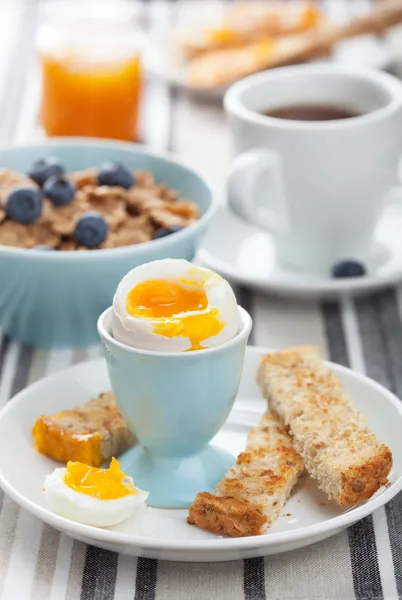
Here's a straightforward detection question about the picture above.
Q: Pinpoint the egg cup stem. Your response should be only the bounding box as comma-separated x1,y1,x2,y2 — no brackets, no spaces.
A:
119,444,235,508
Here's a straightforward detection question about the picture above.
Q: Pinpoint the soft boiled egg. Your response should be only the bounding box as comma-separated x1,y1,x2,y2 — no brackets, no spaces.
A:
44,458,149,527
112,259,239,352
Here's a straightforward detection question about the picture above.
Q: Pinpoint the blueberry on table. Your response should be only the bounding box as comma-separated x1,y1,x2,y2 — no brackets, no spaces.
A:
331,261,366,278
27,157,64,187
44,176,76,206
154,226,184,239
74,212,108,248
6,187,43,224
97,162,134,189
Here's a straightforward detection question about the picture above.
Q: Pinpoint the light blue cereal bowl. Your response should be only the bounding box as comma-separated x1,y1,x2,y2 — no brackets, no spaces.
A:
0,139,216,347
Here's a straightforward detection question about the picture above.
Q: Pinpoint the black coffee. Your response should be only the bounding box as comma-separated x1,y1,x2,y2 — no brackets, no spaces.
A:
263,104,361,121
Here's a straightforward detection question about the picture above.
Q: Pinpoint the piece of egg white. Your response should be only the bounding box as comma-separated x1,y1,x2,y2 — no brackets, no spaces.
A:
112,258,239,352
44,468,149,527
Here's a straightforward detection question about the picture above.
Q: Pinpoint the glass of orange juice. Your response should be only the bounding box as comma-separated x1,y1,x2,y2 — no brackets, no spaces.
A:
37,2,144,141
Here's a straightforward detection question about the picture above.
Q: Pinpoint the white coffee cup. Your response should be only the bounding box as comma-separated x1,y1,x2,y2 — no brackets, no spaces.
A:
225,65,402,273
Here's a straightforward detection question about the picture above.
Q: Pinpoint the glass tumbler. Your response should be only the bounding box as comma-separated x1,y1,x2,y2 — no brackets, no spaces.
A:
37,2,144,141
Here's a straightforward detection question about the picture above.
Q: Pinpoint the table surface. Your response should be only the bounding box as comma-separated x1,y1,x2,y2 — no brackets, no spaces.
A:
1,1,402,599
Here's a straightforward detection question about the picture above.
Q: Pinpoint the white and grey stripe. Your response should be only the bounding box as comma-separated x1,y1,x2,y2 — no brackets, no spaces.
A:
135,558,158,600
242,303,264,600
244,558,265,600
155,560,244,600
353,290,402,599
81,547,119,600
322,299,384,600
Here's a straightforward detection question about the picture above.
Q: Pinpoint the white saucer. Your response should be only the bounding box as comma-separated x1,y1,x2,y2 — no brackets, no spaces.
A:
0,347,401,562
197,201,402,299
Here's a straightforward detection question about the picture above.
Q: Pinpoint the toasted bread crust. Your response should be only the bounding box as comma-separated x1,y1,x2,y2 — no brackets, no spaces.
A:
187,411,304,537
187,492,267,537
257,347,393,505
33,415,102,465
339,447,393,505
33,392,136,466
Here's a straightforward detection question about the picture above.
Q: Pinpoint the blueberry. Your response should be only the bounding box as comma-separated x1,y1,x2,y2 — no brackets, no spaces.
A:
74,212,108,247
6,186,43,224
331,260,366,278
43,176,76,206
32,245,56,251
154,226,184,239
27,157,64,187
97,162,134,189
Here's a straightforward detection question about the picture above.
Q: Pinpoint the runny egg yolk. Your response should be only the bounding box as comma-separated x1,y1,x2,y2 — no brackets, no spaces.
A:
126,279,224,351
64,457,136,500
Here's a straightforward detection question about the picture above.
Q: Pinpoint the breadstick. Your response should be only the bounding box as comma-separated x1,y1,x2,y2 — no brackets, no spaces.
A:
179,1,323,59
257,347,392,505
187,411,304,537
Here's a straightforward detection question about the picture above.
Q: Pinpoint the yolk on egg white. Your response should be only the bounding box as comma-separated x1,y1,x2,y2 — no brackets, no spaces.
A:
112,259,239,353
44,458,149,527
64,457,136,500
125,278,224,351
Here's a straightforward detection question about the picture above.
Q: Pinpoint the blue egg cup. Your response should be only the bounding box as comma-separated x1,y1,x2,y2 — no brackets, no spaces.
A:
98,306,252,508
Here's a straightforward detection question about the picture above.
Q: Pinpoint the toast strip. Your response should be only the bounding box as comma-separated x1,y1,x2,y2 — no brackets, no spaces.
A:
187,0,402,88
187,411,304,537
179,2,323,58
257,347,392,505
33,392,136,467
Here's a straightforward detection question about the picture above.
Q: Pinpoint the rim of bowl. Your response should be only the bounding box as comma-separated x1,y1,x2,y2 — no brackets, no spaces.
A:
0,138,217,262
224,64,402,131
98,305,252,358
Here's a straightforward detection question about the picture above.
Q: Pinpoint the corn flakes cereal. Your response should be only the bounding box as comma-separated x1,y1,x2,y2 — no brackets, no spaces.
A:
0,164,199,250
43,196,91,236
0,220,36,248
134,170,155,189
69,168,98,189
101,215,155,248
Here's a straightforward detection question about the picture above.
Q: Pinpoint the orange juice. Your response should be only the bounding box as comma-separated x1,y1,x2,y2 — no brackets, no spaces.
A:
40,53,142,141
37,3,143,141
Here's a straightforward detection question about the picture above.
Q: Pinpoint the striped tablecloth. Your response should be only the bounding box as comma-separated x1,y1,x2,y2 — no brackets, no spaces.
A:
1,1,402,598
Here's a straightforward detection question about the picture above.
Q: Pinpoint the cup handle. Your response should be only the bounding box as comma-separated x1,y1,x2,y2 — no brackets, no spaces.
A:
227,148,289,236
389,184,402,204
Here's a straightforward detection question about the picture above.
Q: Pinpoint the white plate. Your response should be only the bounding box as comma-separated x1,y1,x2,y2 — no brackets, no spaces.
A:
197,200,402,299
0,347,401,561
147,16,391,98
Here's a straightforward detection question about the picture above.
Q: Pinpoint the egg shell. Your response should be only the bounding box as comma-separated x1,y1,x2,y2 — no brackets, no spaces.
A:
112,259,239,352
44,468,149,527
